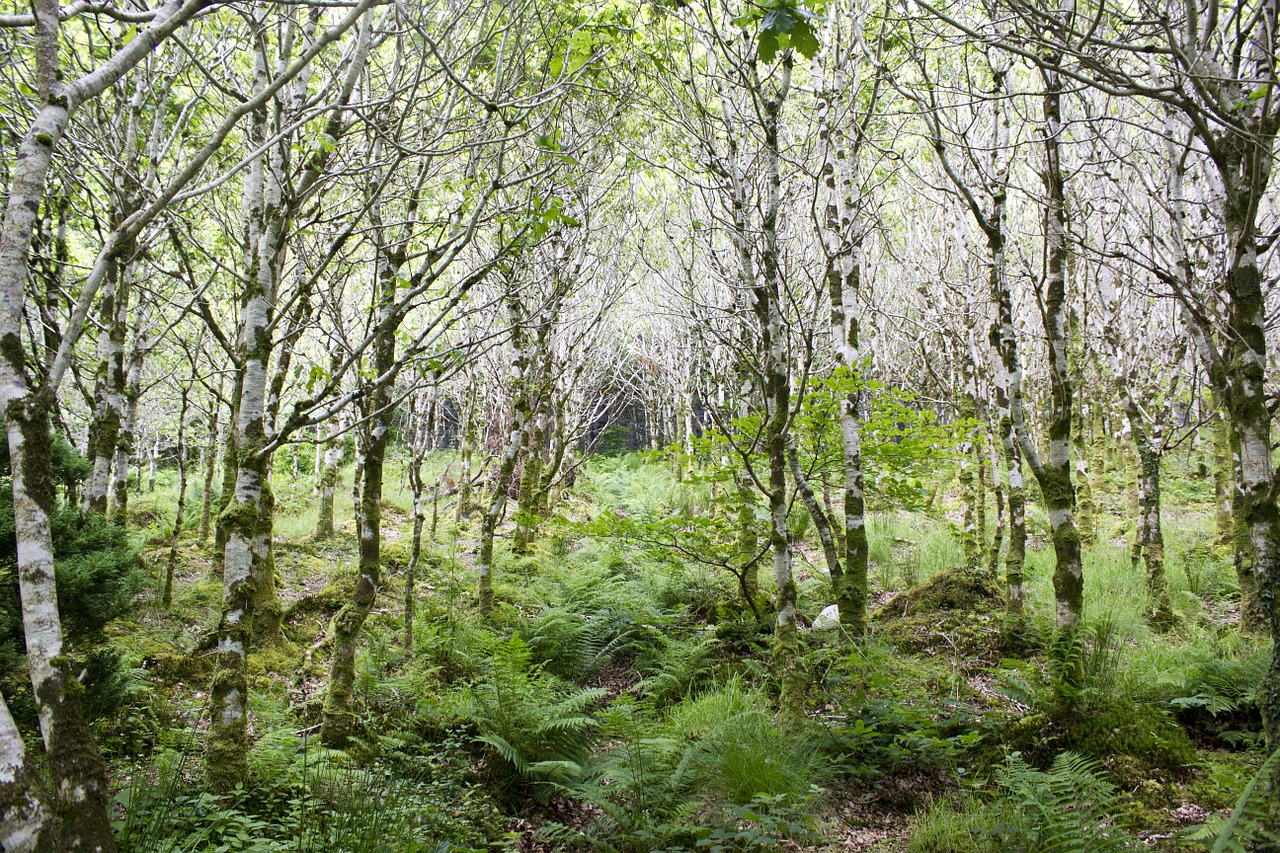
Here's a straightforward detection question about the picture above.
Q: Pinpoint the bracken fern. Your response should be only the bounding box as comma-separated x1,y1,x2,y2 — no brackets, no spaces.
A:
995,752,1139,852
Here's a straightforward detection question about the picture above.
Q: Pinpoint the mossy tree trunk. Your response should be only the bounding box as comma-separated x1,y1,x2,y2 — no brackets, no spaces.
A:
512,419,543,555
957,356,981,573
975,418,987,556
321,143,400,745
917,38,1031,632
1211,203,1280,747
479,279,532,616
1156,99,1271,640
351,423,365,540
212,372,242,577
1226,420,1266,633
787,437,844,602
455,390,476,521
164,385,191,608
2,396,117,850
314,408,343,538
82,252,130,515
0,695,62,852
1212,410,1232,549
405,403,427,654
1135,442,1172,627
208,73,275,787
0,0,208,841
750,53,799,714
110,318,145,525
82,74,147,518
1018,52,1085,690
735,470,760,602
1070,309,1095,549
535,396,569,516
198,378,222,544
814,16,874,635
1098,275,1173,628
986,407,1006,579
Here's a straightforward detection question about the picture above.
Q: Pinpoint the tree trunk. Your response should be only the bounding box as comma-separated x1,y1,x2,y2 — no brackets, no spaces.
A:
212,372,242,577
148,433,159,491
957,361,981,572
735,471,760,603
815,37,869,636
1071,324,1095,549
1212,410,1232,549
986,412,1006,579
315,411,343,538
321,199,399,746
198,385,221,544
1136,442,1172,627
405,431,425,655
110,328,144,525
82,257,130,515
208,68,275,786
351,426,365,539
512,418,542,555
164,388,190,608
755,54,799,713
0,694,62,852
456,394,475,521
1016,54,1084,691
479,288,532,616
787,440,844,606
4,401,116,849
1098,276,1173,628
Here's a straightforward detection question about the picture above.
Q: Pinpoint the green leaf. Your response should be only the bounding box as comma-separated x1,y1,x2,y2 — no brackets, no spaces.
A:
758,30,780,63
791,21,820,59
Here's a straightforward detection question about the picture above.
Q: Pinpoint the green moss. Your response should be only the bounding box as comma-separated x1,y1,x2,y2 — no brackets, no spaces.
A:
1002,699,1196,784
870,568,1008,658
873,567,1001,618
283,577,354,622
380,539,411,568
147,652,210,683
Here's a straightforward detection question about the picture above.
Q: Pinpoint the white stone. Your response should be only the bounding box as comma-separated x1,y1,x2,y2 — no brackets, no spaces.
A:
812,604,841,630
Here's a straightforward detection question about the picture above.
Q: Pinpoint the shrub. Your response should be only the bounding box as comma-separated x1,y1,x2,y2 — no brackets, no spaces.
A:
0,473,144,727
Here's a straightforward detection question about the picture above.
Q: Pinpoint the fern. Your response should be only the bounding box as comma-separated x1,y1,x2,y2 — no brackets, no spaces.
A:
996,752,1138,852
1169,652,1268,717
1185,747,1280,853
470,634,606,801
526,605,649,682
636,632,718,707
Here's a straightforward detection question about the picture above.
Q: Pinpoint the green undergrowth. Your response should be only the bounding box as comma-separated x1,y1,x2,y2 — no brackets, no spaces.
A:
36,449,1270,853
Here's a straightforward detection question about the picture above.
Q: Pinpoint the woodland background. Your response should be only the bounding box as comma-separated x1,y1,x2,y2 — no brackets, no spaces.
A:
0,0,1278,850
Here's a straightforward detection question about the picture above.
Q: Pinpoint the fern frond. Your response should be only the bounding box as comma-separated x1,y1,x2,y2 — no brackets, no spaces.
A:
997,751,1136,853
476,734,527,772
1210,746,1280,853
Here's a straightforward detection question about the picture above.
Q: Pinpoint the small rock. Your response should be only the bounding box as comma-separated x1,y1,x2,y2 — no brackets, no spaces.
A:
812,604,841,629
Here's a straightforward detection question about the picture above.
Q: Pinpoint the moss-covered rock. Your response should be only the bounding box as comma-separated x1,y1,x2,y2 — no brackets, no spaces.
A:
284,576,354,622
1002,698,1196,785
870,569,1006,659
146,652,211,684
873,568,1000,619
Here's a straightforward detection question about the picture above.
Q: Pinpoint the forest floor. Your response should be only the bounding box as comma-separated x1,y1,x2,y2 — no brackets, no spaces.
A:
82,451,1273,851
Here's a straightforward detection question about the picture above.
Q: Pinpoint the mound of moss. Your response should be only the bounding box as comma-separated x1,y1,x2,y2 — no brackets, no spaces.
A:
1003,698,1196,785
874,569,1001,618
869,569,1005,658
